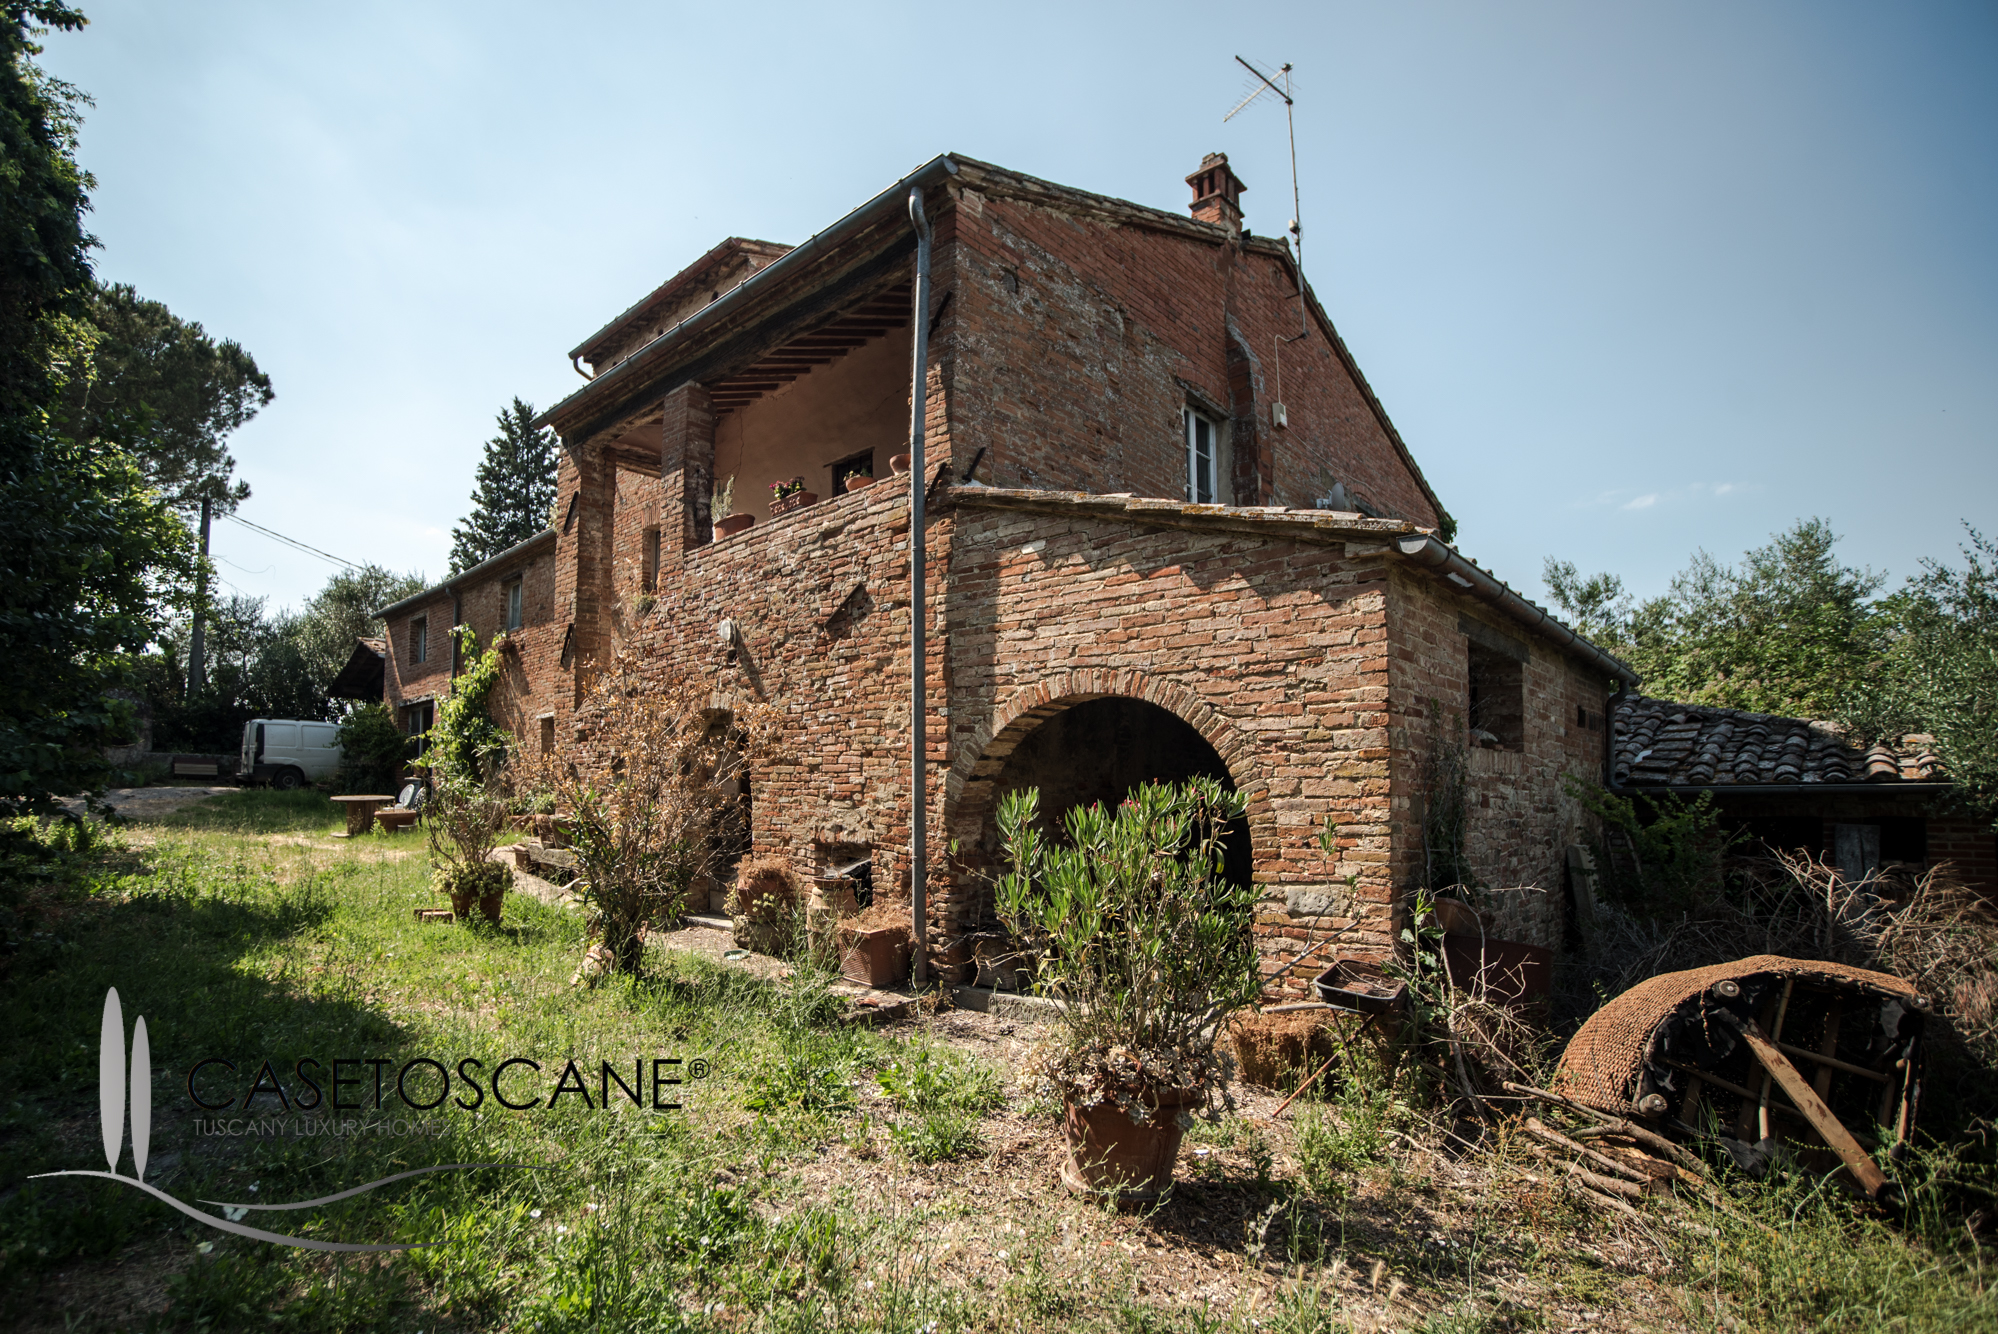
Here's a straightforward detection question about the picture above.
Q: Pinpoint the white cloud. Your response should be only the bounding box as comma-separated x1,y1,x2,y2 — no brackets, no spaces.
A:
1622,493,1659,510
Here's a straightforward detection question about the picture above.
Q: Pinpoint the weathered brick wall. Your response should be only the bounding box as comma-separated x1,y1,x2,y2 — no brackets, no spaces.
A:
573,476,1418,988
383,591,455,716
1929,817,1998,900
1384,563,1613,950
942,186,1442,525
945,501,1401,993
380,535,567,760
593,474,939,883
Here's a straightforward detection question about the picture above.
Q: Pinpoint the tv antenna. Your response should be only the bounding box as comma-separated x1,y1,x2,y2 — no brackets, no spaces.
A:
1227,56,1309,337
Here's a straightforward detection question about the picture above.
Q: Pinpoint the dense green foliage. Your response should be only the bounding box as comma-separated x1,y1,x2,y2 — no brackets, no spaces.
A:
54,280,270,516
0,3,195,813
424,626,507,784
333,702,408,795
448,396,557,575
1844,528,1998,830
1549,518,1998,829
1546,518,1885,719
1569,781,1737,917
137,564,423,750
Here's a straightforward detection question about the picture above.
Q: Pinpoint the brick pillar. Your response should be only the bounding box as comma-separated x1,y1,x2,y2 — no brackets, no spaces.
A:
562,439,615,700
659,383,715,553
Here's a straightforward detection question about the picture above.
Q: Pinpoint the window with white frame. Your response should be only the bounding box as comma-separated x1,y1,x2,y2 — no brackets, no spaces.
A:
1184,406,1221,504
504,577,524,632
410,616,427,664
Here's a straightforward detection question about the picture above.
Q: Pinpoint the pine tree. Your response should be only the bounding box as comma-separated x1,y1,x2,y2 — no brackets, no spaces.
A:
449,397,558,574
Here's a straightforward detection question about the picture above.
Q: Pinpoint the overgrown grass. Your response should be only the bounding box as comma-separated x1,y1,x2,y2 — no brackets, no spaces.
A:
1,798,1993,1332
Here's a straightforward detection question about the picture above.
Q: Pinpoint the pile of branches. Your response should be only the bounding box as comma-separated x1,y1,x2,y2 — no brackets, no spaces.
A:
1562,854,1998,1067
1502,1080,1742,1238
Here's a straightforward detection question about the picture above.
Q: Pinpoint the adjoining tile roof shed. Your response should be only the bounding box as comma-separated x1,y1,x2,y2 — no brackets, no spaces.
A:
1612,695,1945,789
327,638,387,702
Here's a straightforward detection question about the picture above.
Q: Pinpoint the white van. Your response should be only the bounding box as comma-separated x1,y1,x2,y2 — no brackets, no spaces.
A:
239,718,343,789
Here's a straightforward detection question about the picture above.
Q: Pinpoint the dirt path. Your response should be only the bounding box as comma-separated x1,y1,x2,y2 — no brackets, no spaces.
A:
65,785,239,821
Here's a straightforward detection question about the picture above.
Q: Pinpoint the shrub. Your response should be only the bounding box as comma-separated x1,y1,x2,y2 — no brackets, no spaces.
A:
526,653,777,973
1569,779,1737,917
997,777,1261,1112
334,702,408,794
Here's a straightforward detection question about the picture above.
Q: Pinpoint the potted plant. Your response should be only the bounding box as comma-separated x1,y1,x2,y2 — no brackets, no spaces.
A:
769,476,816,517
838,901,913,988
843,469,875,493
997,778,1260,1201
712,475,754,538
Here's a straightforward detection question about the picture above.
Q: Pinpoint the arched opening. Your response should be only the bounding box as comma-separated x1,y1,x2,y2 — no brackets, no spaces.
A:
973,696,1252,903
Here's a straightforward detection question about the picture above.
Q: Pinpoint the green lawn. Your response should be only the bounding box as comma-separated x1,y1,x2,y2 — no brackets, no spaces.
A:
1,793,1992,1333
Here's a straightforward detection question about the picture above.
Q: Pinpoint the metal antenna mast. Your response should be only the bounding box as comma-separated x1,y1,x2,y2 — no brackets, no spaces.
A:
1227,56,1307,335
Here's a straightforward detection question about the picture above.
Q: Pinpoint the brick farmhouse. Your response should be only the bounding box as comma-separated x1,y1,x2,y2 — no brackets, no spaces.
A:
385,150,1926,988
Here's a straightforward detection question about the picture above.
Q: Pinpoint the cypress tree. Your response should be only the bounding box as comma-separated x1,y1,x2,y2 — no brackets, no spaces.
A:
449,397,558,574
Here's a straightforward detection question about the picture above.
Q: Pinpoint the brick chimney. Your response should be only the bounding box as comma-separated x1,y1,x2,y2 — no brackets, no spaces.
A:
1186,152,1246,232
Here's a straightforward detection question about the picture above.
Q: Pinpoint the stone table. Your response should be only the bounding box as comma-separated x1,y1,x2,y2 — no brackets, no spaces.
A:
330,794,393,837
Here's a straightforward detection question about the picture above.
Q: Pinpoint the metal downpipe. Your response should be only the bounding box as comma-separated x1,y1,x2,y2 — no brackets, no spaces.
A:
907,185,933,987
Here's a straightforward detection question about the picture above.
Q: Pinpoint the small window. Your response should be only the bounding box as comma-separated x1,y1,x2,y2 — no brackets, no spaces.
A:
410,616,427,664
1184,407,1220,504
1467,642,1523,749
641,526,661,592
505,578,524,632
539,715,556,757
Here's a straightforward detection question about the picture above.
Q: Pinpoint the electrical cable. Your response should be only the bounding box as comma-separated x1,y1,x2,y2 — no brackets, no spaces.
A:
221,513,359,570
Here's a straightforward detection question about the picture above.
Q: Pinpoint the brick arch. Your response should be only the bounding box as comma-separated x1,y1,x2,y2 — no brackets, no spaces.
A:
945,668,1269,854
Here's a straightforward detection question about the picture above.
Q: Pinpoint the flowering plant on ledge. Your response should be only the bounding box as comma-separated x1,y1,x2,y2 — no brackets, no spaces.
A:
770,476,805,501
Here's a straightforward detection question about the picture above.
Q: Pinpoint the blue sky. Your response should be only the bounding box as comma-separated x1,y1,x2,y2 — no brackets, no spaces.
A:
38,0,1997,614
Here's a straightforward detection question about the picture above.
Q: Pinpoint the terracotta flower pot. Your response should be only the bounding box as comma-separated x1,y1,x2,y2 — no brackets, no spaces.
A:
478,888,506,924
844,475,875,493
839,926,910,988
889,453,911,474
1060,1085,1201,1201
770,491,817,517
715,513,755,538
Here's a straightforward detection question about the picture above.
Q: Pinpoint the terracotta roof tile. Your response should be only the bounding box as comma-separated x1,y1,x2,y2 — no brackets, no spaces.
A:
1611,695,1942,789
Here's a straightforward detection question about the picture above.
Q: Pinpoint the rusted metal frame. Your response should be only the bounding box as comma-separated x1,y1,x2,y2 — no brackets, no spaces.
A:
563,236,919,445
1725,1013,1894,1201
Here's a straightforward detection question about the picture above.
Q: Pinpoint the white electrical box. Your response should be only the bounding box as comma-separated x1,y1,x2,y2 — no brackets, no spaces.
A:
1272,402,1289,429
